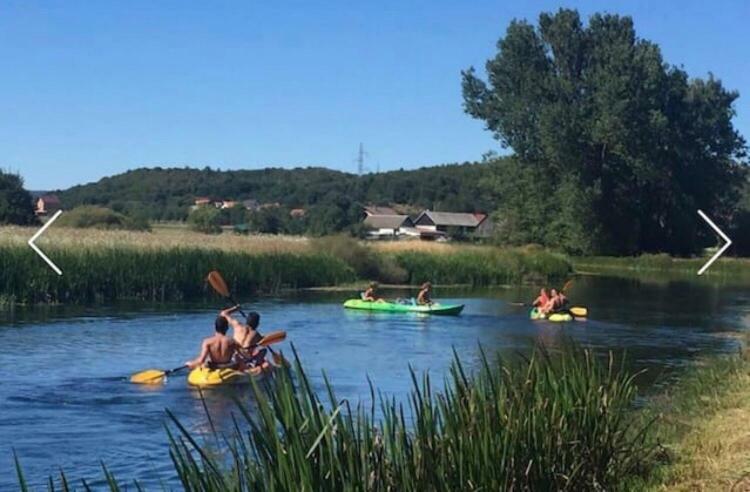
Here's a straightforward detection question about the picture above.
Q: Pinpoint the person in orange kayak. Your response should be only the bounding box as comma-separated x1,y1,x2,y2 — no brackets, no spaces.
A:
532,288,550,309
416,282,433,305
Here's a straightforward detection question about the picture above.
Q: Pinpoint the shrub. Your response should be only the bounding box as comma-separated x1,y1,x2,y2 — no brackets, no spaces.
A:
187,206,222,234
56,205,150,231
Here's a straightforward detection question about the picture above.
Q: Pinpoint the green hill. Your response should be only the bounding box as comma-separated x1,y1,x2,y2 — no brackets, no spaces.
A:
56,163,496,222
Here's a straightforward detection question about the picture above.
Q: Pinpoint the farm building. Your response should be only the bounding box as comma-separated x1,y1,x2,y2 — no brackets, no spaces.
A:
35,194,61,216
414,210,492,238
363,214,414,239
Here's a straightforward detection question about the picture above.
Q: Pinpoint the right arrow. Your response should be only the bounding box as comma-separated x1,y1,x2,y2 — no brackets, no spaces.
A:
697,209,732,276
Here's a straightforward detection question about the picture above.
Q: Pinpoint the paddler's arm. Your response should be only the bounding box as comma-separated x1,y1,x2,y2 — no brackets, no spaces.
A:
220,305,246,333
185,340,209,369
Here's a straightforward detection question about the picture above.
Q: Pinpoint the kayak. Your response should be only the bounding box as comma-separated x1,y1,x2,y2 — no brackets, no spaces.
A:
187,365,272,388
529,308,573,322
343,299,464,315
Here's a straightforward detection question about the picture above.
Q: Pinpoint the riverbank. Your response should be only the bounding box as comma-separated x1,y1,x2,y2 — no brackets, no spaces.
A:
641,334,750,490
574,254,750,281
0,227,571,304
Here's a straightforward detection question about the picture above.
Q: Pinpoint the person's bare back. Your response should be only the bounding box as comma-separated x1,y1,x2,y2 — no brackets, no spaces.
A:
185,316,239,369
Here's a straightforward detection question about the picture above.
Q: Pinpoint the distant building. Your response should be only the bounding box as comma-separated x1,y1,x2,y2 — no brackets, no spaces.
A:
290,208,306,218
35,194,61,216
363,215,414,239
414,210,492,238
242,199,260,211
194,197,212,207
363,205,398,217
221,200,238,209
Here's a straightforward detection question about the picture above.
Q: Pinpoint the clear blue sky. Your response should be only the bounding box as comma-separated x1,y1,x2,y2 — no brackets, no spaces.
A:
2,0,748,190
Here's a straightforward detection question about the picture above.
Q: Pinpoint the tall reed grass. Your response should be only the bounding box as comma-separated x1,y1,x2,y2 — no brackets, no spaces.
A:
20,344,657,490
0,244,354,304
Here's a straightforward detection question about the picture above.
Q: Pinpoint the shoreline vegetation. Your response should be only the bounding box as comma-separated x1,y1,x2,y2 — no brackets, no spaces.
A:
0,226,571,305
17,340,750,490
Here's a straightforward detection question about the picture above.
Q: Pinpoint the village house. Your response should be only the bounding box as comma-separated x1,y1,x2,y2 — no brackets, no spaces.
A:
414,210,492,238
363,214,414,239
363,205,398,217
221,200,238,209
289,208,306,218
35,194,61,216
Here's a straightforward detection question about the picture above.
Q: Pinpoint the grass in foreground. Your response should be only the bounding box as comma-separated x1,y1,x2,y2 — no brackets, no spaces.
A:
639,339,750,490
18,343,656,491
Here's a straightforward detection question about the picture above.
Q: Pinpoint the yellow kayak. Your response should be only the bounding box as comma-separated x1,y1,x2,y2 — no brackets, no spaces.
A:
187,365,272,388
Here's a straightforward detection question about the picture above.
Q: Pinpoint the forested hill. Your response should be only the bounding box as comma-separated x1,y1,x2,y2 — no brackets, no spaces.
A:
56,162,496,221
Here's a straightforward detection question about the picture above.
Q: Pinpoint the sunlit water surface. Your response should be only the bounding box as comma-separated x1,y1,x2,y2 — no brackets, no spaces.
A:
1,275,749,488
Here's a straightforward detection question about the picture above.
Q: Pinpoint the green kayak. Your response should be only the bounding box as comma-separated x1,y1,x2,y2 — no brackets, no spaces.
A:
529,308,573,322
344,299,464,315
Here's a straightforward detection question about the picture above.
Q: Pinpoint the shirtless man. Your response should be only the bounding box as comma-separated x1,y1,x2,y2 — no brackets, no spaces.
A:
220,306,268,368
416,282,433,306
185,316,239,369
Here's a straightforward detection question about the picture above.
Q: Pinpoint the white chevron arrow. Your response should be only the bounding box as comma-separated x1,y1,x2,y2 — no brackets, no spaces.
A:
28,209,63,276
697,209,732,276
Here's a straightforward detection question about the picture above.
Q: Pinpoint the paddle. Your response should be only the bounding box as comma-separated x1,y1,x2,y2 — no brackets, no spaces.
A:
207,270,289,367
129,331,287,385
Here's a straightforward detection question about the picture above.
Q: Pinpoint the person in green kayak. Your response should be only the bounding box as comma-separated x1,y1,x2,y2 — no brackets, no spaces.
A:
185,316,241,370
362,282,384,302
220,306,270,370
416,281,433,306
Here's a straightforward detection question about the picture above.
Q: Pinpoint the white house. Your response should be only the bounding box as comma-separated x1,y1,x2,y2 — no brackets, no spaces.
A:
363,214,414,238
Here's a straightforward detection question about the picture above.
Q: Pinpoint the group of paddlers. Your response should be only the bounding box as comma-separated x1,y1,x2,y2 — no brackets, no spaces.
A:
362,281,433,305
532,287,568,315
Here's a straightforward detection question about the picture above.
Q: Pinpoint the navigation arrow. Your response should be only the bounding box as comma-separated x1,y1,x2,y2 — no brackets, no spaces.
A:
28,209,63,275
697,209,732,276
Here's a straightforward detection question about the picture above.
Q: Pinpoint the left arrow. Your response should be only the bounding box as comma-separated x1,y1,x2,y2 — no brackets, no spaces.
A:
28,209,63,275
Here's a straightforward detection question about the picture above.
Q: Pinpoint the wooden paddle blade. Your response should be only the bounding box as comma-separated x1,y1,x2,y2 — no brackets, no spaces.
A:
570,306,587,317
130,369,167,384
562,279,574,293
259,331,287,346
207,270,230,298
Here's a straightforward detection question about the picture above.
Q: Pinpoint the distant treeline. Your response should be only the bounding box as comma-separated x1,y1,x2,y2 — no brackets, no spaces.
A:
56,162,496,222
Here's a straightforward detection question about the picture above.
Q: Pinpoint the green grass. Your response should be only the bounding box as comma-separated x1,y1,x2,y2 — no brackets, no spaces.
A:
573,254,750,281
22,343,657,490
0,244,355,304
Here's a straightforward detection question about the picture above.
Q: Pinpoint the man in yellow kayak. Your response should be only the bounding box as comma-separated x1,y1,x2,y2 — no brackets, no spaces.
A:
220,305,270,370
185,316,241,370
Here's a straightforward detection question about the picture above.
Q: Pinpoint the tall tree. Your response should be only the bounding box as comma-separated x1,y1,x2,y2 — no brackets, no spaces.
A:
0,171,36,225
463,9,747,254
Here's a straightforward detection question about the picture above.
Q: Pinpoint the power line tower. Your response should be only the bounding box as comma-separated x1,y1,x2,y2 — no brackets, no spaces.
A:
356,142,368,176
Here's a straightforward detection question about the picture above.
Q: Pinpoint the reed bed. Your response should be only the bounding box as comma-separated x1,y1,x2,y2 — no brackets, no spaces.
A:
574,254,750,279
19,343,657,490
0,227,572,303
0,244,354,304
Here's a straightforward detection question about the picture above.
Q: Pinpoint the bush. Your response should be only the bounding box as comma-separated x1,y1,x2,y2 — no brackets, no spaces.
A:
187,206,222,234
57,205,150,231
312,236,408,284
0,171,36,225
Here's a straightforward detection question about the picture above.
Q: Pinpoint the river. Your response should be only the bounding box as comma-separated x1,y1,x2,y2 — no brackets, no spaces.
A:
1,274,748,489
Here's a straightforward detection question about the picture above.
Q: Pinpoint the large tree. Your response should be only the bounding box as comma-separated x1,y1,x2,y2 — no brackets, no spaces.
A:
463,9,747,254
0,171,36,225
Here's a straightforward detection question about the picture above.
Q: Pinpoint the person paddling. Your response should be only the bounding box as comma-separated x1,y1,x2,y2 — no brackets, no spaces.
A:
416,282,433,306
541,288,568,315
362,282,383,302
185,316,240,370
220,306,270,370
532,288,550,309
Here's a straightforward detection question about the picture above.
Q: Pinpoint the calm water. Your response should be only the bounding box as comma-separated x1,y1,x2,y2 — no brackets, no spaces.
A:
1,275,749,489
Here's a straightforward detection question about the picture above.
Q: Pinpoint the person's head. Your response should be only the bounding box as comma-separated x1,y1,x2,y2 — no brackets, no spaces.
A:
540,288,547,296
246,311,260,329
422,282,432,290
369,281,378,289
550,288,558,297
215,316,229,335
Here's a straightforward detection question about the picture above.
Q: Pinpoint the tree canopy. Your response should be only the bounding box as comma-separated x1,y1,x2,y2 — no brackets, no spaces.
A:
463,9,747,255
0,171,36,225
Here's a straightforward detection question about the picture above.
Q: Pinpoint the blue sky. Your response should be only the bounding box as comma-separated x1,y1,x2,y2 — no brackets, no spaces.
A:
2,1,748,190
